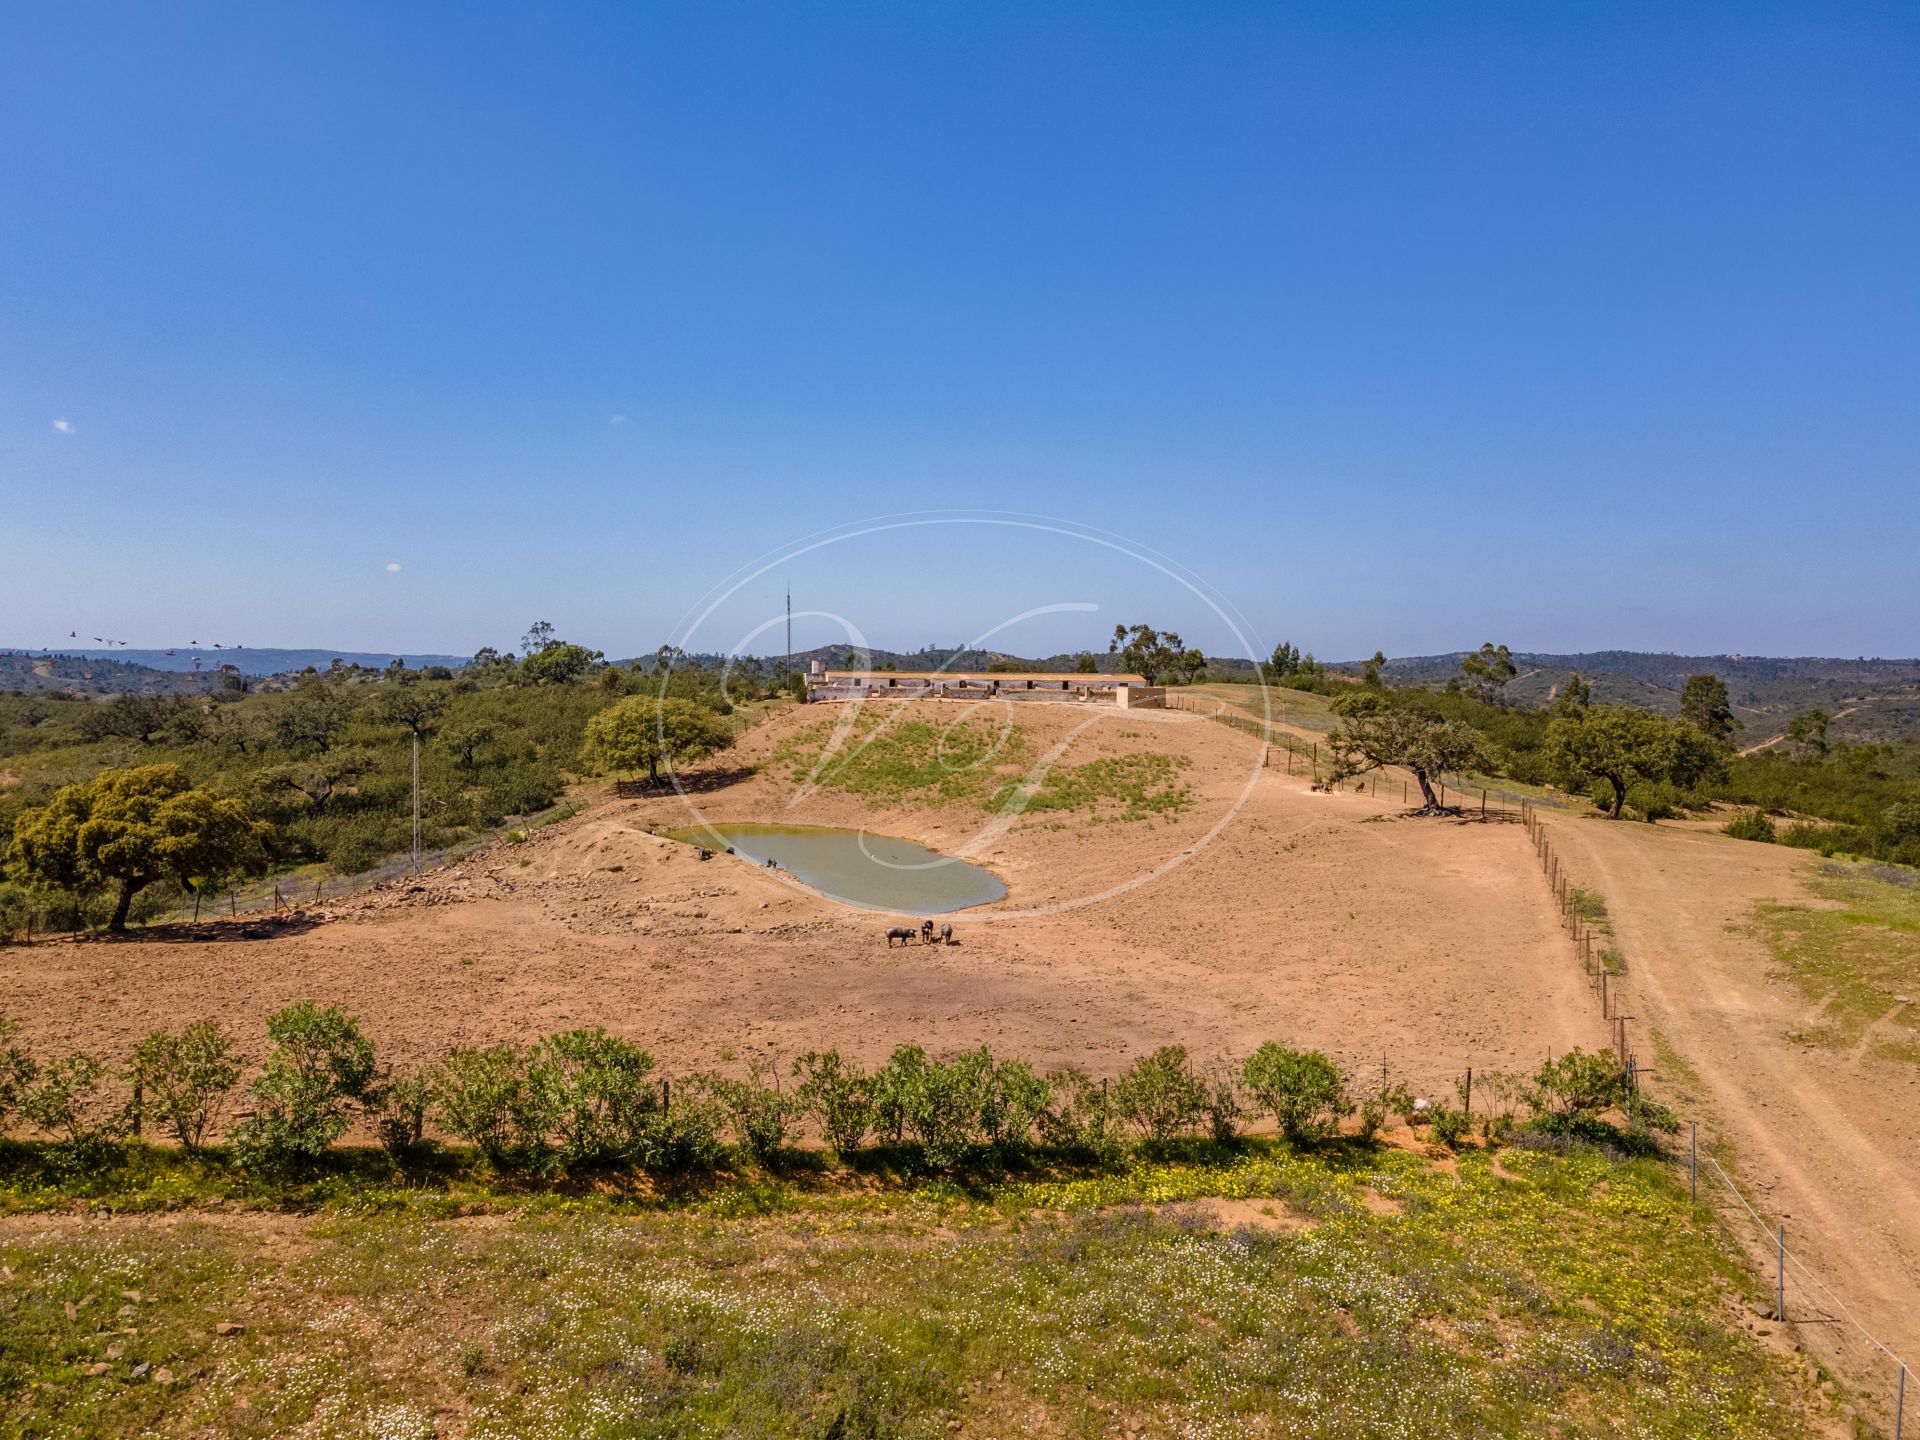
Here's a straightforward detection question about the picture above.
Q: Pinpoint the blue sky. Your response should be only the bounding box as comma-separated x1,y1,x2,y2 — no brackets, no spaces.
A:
3,2,1916,663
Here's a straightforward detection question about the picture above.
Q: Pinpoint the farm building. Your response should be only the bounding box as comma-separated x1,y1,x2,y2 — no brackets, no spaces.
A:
803,662,1162,707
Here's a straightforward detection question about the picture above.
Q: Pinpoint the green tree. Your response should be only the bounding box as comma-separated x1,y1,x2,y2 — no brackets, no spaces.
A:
1544,705,1727,819
1680,674,1740,745
1265,641,1301,679
1326,693,1496,811
6,764,271,931
1074,651,1099,675
1459,643,1517,704
1109,624,1206,686
1786,708,1830,761
1360,650,1387,688
578,696,735,785
1553,672,1592,717
520,642,603,685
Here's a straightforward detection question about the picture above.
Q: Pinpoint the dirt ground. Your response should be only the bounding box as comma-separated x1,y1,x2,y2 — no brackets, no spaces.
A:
0,701,1599,1102
1541,813,1920,1398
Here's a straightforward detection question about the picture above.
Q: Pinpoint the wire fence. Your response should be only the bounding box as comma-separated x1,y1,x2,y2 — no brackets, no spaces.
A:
1523,800,1912,1436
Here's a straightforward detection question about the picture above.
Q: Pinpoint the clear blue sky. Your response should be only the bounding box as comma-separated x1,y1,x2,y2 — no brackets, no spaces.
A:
3,2,1916,663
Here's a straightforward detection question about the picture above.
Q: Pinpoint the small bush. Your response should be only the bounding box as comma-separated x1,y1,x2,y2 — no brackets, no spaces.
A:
231,1003,379,1170
371,1071,434,1159
1428,1105,1470,1147
530,1027,658,1167
1527,1048,1628,1132
1723,809,1777,843
975,1052,1052,1152
0,1017,37,1127
129,1020,239,1151
869,1045,928,1147
644,1083,728,1172
1037,1066,1122,1158
1200,1064,1243,1143
904,1049,989,1167
1114,1046,1207,1145
1240,1043,1348,1144
792,1050,873,1154
1355,1079,1412,1142
435,1045,544,1170
710,1062,793,1162
22,1053,126,1164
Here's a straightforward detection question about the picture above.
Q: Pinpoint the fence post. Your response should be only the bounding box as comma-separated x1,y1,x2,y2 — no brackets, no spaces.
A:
1689,1122,1697,1201
1463,1066,1472,1116
1896,1362,1905,1439
1776,1223,1786,1321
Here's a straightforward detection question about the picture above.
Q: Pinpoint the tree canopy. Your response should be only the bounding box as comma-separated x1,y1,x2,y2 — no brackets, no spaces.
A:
6,764,271,930
1544,705,1726,819
1108,625,1205,687
1326,692,1496,811
1680,674,1740,745
1459,643,1517,704
578,697,735,785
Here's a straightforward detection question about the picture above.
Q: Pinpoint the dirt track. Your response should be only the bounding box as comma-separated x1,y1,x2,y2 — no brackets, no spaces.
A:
1542,814,1920,1385
0,702,1600,1105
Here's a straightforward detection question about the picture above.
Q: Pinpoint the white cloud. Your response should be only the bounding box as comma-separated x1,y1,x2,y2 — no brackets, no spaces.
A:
51,418,74,435
610,414,628,425
386,562,403,573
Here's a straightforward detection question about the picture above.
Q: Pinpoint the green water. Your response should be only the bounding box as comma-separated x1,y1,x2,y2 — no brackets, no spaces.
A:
662,822,1006,915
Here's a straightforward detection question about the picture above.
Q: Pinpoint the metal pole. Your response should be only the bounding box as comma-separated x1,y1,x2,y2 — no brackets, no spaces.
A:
1777,1223,1786,1321
1689,1122,1697,1201
1896,1362,1905,1439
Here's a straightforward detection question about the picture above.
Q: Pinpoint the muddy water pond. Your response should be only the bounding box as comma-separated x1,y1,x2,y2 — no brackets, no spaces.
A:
662,822,1006,914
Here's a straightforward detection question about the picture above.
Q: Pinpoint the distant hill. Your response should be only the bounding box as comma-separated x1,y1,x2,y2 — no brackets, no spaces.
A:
1376,651,1920,746
5,647,471,678
0,652,217,696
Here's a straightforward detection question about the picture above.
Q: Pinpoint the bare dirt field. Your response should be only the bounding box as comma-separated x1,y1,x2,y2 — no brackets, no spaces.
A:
0,701,1601,1102
1542,813,1920,1383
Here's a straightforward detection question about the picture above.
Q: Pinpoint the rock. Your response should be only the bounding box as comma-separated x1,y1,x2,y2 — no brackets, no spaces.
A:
85,1362,110,1377
63,1302,77,1321
130,1361,151,1379
105,1342,125,1360
215,1321,245,1336
154,1368,175,1385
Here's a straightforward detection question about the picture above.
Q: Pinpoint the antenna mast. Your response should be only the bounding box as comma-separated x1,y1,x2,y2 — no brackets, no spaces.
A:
786,585,792,679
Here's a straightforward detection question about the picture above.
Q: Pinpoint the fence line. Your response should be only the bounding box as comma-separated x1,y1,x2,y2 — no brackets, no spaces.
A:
1522,800,1911,1435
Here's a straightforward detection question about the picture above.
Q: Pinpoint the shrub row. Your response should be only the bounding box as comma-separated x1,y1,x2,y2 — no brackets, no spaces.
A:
0,1008,1671,1176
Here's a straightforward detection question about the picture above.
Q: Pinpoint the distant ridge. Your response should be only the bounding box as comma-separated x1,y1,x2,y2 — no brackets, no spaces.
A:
4,647,471,678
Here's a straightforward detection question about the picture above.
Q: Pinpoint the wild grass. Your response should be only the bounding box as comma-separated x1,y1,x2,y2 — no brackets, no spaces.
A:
774,712,1193,822
0,1141,1834,1439
1753,860,1920,1062
1571,887,1626,973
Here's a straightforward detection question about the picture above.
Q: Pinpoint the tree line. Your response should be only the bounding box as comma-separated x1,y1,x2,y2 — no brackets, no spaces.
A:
0,625,785,932
0,1005,1668,1181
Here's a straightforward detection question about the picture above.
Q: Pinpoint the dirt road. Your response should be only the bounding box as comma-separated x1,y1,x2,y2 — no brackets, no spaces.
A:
1542,814,1920,1389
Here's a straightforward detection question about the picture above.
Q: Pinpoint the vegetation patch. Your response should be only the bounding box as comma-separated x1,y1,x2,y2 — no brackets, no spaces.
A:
0,1141,1834,1439
1751,861,1920,1061
776,713,1192,821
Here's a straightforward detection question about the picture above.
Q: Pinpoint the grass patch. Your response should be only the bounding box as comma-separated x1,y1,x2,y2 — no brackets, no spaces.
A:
0,1142,1834,1439
1752,860,1920,1060
1571,887,1627,973
774,712,1192,822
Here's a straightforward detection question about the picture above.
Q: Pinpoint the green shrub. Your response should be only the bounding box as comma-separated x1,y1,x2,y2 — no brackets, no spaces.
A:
530,1027,658,1167
1428,1104,1470,1147
1240,1043,1348,1144
370,1070,434,1158
1722,809,1777,843
435,1045,545,1170
129,1020,238,1151
1114,1046,1207,1144
23,1052,127,1163
1355,1079,1412,1142
1625,781,1681,821
869,1044,929,1146
1200,1065,1243,1143
0,1017,36,1127
975,1052,1052,1152
232,1003,379,1170
710,1062,793,1162
792,1050,872,1154
904,1049,989,1167
1526,1048,1628,1132
1037,1066,1122,1158
643,1083,728,1172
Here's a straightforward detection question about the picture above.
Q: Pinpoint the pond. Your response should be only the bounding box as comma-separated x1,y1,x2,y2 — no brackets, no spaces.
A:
662,822,1006,915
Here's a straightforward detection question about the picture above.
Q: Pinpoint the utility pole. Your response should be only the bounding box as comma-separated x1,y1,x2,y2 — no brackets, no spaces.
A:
786,585,792,680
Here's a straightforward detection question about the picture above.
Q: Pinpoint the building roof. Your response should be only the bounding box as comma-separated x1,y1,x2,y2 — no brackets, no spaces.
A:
818,670,1146,683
